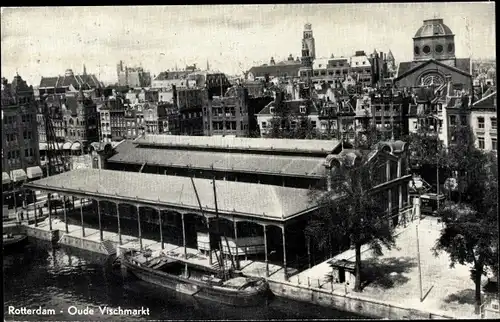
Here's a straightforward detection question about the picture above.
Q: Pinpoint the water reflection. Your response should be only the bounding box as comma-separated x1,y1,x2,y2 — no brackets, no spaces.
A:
4,239,365,320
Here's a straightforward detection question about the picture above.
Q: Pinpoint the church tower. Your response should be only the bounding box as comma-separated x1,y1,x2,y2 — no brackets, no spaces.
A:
300,23,315,82
301,23,316,63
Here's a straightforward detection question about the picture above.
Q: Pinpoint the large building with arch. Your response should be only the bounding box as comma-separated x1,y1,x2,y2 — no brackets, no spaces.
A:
394,18,473,92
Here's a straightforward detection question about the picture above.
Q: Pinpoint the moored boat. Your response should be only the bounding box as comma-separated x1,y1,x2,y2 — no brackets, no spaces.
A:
3,234,28,252
120,249,270,307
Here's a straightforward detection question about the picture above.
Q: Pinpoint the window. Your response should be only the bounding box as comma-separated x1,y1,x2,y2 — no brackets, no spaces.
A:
449,115,456,126
460,115,467,126
492,138,497,151
478,117,485,129
435,44,443,53
311,121,317,128
299,106,306,114
423,45,431,54
437,104,442,112
261,122,267,128
414,46,420,55
491,117,497,130
270,107,275,114
478,137,485,149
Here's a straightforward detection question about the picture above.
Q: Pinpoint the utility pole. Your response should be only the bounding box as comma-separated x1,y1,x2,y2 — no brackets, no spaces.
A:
416,206,423,302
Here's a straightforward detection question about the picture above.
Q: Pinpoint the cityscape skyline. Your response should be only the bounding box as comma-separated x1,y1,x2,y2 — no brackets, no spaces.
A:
1,3,496,86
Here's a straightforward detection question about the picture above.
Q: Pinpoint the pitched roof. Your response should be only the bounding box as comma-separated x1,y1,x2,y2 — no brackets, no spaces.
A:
472,91,496,109
39,74,102,89
248,63,303,78
154,71,190,81
109,141,326,178
396,59,472,80
135,134,340,155
25,169,316,220
258,99,319,116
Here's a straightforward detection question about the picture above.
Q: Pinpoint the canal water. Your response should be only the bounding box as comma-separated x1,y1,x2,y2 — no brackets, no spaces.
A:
4,239,366,321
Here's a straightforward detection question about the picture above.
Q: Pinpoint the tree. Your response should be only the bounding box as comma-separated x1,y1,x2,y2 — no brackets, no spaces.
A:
446,125,488,202
433,203,497,314
433,133,498,314
306,152,396,292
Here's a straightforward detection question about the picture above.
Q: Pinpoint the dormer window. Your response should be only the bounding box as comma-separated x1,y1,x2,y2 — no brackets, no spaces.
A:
299,106,306,114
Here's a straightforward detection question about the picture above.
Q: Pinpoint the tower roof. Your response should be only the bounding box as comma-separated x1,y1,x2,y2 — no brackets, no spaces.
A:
414,18,454,38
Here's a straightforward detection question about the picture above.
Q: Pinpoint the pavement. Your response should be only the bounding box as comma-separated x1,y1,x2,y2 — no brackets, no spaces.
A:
287,216,483,319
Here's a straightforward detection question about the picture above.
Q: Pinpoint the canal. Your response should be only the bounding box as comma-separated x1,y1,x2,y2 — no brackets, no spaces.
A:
3,239,366,321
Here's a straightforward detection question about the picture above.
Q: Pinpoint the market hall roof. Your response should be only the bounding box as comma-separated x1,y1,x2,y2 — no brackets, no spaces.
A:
134,134,341,155
108,141,327,178
24,169,317,221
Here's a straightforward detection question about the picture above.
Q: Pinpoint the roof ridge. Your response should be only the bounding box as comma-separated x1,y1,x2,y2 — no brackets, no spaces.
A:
472,91,497,106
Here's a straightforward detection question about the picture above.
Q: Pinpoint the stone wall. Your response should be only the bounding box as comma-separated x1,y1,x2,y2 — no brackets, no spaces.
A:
267,279,452,320
24,226,59,242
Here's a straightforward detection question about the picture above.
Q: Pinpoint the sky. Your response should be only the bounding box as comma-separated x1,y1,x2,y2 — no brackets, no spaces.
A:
1,3,496,86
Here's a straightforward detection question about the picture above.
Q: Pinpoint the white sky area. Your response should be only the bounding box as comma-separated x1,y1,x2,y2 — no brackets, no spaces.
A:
1,3,496,86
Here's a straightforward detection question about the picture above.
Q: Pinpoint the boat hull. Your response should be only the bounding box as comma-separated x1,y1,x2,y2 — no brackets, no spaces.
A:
3,235,28,253
122,260,269,307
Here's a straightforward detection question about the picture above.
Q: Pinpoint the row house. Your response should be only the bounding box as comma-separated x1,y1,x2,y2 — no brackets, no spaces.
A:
99,96,127,142
470,91,497,152
204,86,249,136
257,93,320,137
143,103,171,135
37,89,99,154
176,87,207,136
2,75,42,209
407,78,471,149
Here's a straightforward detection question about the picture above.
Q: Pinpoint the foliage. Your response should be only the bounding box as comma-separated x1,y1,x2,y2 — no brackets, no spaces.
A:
433,202,498,313
405,122,446,168
306,153,397,291
433,134,498,314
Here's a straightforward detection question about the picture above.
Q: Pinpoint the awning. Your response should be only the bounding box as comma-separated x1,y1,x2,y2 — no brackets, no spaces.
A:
27,166,43,179
10,169,27,182
39,142,48,150
63,142,72,150
71,142,81,151
2,172,10,185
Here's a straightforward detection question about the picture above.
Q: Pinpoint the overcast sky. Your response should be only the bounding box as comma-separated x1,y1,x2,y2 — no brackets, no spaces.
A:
1,3,496,86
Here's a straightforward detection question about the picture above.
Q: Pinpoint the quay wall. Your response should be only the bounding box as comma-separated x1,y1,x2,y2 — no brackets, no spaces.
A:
3,223,23,235
24,226,60,242
267,279,453,320
58,234,117,256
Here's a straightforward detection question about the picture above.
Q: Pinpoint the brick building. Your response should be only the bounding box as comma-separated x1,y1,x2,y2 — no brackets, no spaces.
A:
2,75,42,210
204,86,250,136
